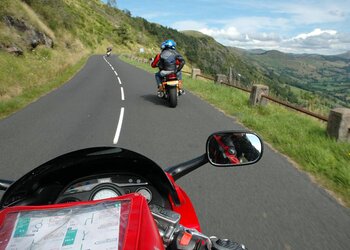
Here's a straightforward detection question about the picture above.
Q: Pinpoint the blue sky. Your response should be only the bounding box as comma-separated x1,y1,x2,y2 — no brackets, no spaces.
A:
113,0,350,55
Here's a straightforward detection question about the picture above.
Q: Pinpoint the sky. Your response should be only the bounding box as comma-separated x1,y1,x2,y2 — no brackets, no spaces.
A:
114,0,350,55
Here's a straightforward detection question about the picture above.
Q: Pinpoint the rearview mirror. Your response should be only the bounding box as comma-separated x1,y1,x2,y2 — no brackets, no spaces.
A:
206,131,263,167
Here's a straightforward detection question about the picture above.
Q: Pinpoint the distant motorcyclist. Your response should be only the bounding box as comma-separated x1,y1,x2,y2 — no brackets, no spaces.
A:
151,39,185,95
106,46,112,57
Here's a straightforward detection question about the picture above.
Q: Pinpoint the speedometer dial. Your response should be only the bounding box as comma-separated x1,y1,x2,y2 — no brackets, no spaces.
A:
136,188,152,203
92,189,119,200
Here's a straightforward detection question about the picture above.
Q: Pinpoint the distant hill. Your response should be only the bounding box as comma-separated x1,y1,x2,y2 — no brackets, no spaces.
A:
336,51,350,60
247,49,267,54
181,30,210,38
239,49,350,109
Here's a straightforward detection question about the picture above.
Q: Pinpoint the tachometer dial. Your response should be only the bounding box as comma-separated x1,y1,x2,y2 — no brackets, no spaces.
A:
136,188,152,203
92,189,119,201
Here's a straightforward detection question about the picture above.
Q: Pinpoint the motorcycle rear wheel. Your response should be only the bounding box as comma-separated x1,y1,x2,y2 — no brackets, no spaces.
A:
168,87,177,108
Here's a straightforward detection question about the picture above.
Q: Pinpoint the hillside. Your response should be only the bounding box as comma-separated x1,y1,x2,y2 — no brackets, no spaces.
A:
239,49,350,110
1,0,346,117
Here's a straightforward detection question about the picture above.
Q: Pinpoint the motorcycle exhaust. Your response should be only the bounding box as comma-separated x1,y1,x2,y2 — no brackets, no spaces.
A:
157,91,164,98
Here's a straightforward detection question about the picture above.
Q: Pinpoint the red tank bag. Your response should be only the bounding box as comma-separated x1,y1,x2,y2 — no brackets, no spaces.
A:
0,194,164,250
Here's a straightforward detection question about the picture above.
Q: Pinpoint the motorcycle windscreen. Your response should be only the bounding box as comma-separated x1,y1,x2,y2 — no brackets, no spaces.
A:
0,194,163,250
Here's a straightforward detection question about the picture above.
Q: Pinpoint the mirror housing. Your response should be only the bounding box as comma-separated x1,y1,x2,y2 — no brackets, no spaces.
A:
206,131,263,167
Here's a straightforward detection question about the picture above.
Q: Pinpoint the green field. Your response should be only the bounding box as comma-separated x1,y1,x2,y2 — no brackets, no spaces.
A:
243,51,350,111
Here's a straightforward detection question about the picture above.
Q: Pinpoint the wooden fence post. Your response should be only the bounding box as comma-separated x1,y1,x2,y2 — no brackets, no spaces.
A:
249,85,269,106
215,74,227,84
191,68,201,79
229,67,233,85
327,108,350,142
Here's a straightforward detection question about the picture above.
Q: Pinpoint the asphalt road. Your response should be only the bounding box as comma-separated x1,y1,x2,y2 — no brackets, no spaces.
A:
0,55,349,249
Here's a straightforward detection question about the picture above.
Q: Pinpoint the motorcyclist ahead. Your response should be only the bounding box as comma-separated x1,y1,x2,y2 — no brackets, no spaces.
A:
151,39,185,95
106,46,112,57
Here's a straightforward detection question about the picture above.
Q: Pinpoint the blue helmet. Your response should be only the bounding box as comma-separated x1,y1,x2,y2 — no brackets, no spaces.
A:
161,39,176,49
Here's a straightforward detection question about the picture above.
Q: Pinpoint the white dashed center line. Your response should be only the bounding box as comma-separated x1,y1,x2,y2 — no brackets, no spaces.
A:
103,55,125,145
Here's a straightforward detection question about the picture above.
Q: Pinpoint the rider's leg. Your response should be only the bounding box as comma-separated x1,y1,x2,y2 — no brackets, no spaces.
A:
177,71,185,94
155,72,162,88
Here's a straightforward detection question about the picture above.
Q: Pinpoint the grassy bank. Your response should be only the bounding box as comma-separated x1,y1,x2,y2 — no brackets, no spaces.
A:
122,56,350,207
0,49,88,119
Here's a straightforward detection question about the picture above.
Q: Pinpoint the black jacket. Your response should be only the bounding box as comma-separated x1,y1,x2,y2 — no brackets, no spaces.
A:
158,48,185,72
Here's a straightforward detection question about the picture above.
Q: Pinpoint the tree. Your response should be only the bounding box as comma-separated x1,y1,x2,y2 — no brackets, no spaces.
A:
122,9,131,17
107,0,117,8
117,24,131,45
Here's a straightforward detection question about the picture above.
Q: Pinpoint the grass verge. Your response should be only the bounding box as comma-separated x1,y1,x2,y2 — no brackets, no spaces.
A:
121,56,350,207
0,50,88,119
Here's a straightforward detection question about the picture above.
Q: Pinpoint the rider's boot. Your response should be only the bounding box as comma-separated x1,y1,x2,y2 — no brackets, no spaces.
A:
157,84,164,98
178,80,185,95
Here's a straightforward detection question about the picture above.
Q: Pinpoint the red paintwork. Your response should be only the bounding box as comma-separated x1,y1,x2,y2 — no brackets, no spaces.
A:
214,135,240,164
120,194,164,250
166,173,201,232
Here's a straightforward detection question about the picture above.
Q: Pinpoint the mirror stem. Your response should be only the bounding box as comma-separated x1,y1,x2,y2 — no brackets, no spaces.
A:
0,179,14,191
165,154,208,181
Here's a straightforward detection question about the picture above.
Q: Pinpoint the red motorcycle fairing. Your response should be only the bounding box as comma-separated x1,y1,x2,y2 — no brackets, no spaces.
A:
0,194,164,250
166,173,201,232
0,147,181,208
0,147,202,247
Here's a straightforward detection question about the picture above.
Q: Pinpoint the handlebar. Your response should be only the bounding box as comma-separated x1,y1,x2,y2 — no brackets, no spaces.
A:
150,204,246,250
210,237,246,250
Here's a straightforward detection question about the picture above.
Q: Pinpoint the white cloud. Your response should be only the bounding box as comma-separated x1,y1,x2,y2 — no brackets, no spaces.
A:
284,29,350,54
176,20,350,54
169,0,350,55
293,29,337,40
200,27,241,40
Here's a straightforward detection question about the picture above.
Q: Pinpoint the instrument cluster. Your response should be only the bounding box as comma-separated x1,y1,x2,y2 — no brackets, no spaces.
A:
55,174,163,206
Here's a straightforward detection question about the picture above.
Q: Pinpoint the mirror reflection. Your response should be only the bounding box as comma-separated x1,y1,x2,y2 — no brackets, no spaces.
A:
207,132,263,166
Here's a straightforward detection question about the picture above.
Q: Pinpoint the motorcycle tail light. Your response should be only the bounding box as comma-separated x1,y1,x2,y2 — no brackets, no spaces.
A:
167,74,177,80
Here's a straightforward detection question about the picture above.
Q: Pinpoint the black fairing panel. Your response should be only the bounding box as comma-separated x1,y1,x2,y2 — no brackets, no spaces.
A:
0,147,179,207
